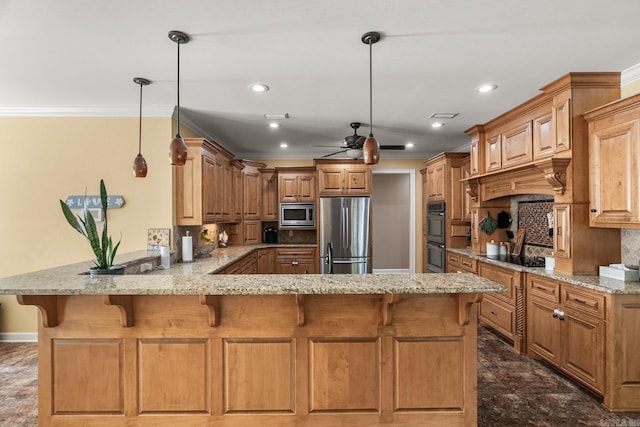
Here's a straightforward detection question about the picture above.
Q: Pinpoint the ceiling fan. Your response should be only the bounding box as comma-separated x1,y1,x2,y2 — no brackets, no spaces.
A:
316,122,405,158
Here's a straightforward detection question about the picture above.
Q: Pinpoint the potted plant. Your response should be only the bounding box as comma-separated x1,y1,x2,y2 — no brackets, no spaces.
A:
59,179,124,276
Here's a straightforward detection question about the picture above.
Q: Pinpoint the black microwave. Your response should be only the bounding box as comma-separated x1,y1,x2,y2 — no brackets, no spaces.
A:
279,203,315,227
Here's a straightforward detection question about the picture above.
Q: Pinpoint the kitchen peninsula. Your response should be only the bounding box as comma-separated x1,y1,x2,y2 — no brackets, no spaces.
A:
0,249,504,427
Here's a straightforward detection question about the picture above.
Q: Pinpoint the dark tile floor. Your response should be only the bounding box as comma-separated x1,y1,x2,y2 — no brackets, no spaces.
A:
1,328,639,426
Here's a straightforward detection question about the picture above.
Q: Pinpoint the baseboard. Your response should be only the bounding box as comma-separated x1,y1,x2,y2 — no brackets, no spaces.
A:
372,268,411,274
0,332,37,343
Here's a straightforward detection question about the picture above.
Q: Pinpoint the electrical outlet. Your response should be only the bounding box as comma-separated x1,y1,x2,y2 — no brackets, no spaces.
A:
289,230,293,237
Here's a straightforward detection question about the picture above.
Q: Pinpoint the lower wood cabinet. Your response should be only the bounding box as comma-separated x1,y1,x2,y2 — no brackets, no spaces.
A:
527,275,605,394
446,252,477,274
257,248,275,274
477,261,525,353
219,251,258,274
275,247,317,274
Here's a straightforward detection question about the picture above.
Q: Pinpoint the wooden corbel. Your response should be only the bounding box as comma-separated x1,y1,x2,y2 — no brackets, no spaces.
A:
381,294,398,326
464,178,479,202
103,295,134,327
457,293,482,326
536,158,571,195
200,295,220,327
16,295,58,328
295,295,305,326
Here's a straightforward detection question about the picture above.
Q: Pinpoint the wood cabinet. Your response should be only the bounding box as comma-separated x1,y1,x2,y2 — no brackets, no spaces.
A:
274,247,317,274
527,275,605,394
584,93,640,228
501,121,532,168
477,261,526,353
278,168,316,202
261,169,278,221
425,160,445,201
257,248,275,274
176,138,237,225
533,111,553,160
243,170,261,220
243,220,261,245
446,251,477,274
231,162,243,222
485,133,502,172
219,251,258,274
553,203,571,258
316,160,371,196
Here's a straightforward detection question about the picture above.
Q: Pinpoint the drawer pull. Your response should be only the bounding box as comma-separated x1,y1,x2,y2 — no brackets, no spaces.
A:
490,311,498,316
573,298,586,304
536,286,547,291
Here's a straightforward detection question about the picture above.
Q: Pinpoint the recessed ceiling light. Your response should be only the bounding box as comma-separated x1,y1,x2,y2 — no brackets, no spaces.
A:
269,122,280,128
431,122,445,128
476,83,498,93
280,142,288,148
405,142,414,148
249,83,269,93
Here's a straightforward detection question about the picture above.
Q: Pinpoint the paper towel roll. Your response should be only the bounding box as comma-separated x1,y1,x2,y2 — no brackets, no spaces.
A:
182,235,193,262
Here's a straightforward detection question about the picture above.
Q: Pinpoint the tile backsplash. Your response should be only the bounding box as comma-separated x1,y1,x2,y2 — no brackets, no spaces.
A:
622,228,640,266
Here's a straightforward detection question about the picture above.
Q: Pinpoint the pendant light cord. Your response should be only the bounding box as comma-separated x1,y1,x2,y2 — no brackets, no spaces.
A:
176,40,181,137
368,39,373,137
138,82,143,155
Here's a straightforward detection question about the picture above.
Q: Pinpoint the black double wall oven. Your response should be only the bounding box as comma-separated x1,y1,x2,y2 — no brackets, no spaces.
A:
426,202,446,273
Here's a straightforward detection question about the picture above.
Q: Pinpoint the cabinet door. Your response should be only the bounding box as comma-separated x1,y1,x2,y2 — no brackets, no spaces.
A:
262,171,278,220
470,209,479,245
477,262,518,304
279,174,298,202
426,163,444,202
480,295,515,340
501,121,532,168
553,92,571,153
231,165,243,222
203,155,218,223
562,312,605,393
295,258,317,274
527,296,561,366
317,167,345,195
345,168,371,195
297,174,316,202
243,172,261,219
222,161,233,221
461,158,472,222
553,204,571,259
243,220,260,244
533,112,553,160
485,133,502,172
257,249,275,274
274,260,297,274
589,119,640,226
469,140,480,176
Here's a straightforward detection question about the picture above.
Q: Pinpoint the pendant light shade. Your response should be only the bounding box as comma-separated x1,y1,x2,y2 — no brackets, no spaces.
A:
168,30,190,166
132,77,151,177
362,31,381,165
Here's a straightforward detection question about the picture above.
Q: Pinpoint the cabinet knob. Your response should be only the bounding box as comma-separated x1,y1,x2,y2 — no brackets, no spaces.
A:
590,209,597,213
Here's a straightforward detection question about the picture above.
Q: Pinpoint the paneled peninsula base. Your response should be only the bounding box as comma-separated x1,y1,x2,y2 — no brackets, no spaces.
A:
21,293,482,426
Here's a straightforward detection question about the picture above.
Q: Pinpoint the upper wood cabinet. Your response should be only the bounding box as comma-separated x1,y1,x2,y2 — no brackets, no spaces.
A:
261,169,278,221
316,161,371,196
176,138,237,225
425,160,445,202
533,111,553,160
485,133,502,172
552,91,572,153
243,165,262,220
231,162,243,223
584,93,640,228
278,168,316,202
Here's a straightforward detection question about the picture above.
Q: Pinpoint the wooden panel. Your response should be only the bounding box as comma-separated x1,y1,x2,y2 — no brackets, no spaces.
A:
553,93,571,153
278,174,298,202
309,339,379,412
459,256,477,274
527,297,561,366
479,296,515,340
52,339,123,414
477,262,517,304
317,167,344,195
298,175,316,201
261,170,278,220
469,139,480,176
243,171,261,219
501,121,533,168
243,220,261,245
553,203,571,259
561,284,605,318
275,248,316,258
345,169,371,194
394,337,464,411
138,339,209,413
485,133,502,172
224,340,294,413
563,312,604,393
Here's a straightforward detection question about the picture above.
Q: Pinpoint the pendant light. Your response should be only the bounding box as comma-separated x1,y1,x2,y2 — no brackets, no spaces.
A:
361,31,381,165
132,77,151,177
168,30,190,165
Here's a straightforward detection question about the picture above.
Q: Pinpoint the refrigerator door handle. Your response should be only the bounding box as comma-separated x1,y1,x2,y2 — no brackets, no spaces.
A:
332,260,368,264
326,242,333,274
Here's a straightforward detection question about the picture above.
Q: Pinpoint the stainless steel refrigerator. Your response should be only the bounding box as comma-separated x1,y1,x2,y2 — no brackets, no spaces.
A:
319,196,371,274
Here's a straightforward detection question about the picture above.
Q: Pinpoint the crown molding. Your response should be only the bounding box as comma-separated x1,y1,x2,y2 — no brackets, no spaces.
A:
622,62,640,86
0,104,174,117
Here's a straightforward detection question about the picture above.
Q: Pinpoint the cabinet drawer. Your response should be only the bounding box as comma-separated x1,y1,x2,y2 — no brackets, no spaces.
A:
478,262,520,304
561,283,605,319
447,253,460,271
275,247,316,258
459,256,477,274
480,295,515,339
528,275,560,303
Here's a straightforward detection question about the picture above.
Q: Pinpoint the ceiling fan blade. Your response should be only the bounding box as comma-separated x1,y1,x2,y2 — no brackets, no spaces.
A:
322,149,348,158
380,145,405,150
314,145,347,148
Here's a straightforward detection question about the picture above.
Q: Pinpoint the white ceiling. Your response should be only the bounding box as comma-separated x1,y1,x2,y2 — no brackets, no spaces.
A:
2,0,640,160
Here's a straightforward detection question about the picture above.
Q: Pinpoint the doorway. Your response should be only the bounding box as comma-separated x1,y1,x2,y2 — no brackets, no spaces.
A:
371,170,415,273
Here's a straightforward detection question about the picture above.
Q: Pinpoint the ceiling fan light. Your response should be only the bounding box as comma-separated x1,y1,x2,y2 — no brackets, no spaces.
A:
346,148,363,159
362,135,380,165
169,134,188,165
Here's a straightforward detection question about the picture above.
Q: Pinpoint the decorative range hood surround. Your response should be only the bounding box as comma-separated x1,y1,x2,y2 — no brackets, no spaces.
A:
463,157,571,202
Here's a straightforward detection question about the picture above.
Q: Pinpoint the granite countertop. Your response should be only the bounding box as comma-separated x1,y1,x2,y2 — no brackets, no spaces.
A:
0,245,505,296
447,247,640,295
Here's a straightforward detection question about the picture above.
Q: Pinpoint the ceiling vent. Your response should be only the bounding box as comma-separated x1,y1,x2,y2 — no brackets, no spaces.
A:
264,113,290,120
429,112,458,119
